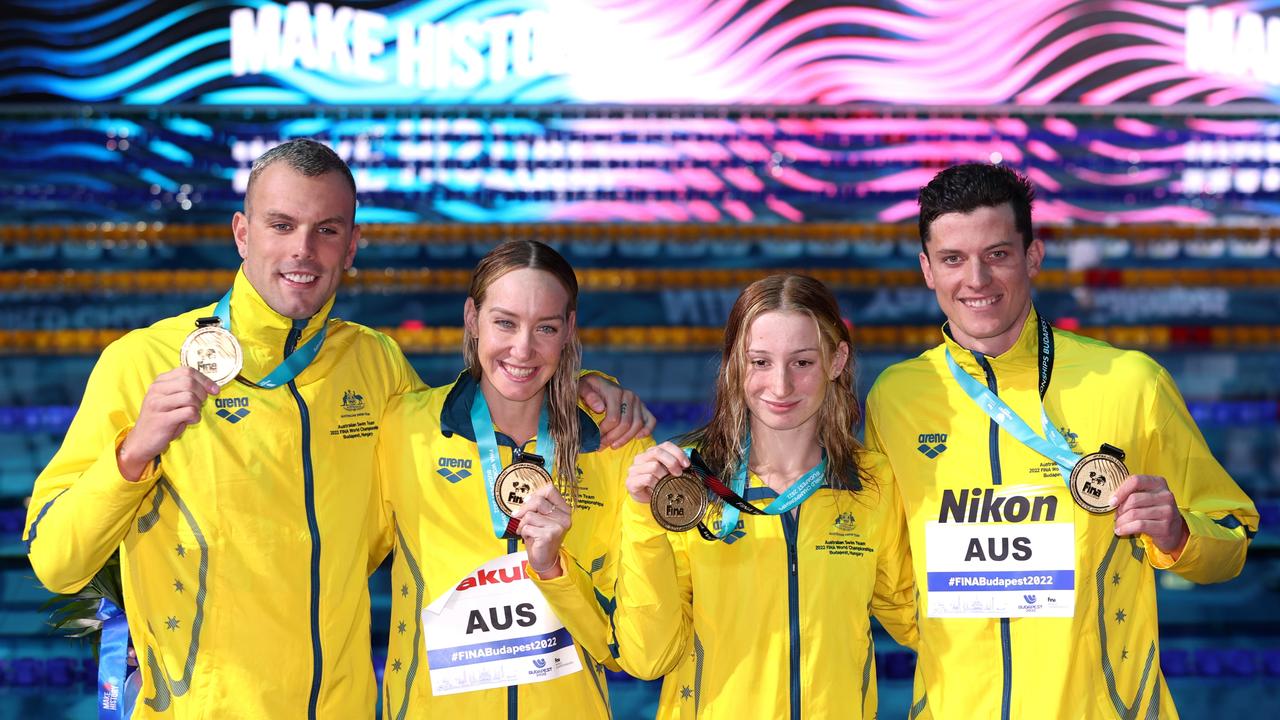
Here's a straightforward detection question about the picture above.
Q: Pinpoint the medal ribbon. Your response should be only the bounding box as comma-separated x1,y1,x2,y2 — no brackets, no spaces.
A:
213,290,328,389
944,315,1078,483
700,437,826,541
471,388,555,539
96,598,134,719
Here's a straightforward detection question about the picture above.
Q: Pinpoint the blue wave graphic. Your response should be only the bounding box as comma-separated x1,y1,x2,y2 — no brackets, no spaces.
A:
125,58,232,104
164,118,215,140
200,87,310,105
139,168,180,192
149,140,194,165
0,4,213,67
0,30,228,101
0,143,120,163
0,0,154,36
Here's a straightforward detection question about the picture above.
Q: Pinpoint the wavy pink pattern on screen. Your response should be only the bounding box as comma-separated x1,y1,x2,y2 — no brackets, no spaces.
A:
721,168,765,192
1087,140,1187,163
764,195,804,222
1071,167,1173,186
588,0,1269,105
854,168,940,194
1113,118,1162,138
1187,119,1267,136
721,200,756,222
1024,168,1062,193
852,142,1024,164
772,168,837,195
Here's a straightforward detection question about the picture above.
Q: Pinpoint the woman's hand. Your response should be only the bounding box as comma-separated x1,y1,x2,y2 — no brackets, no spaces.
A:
625,441,690,503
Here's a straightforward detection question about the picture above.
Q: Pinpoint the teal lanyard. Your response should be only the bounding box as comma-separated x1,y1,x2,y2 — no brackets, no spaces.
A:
714,436,826,539
213,290,328,389
470,388,555,538
943,316,1078,483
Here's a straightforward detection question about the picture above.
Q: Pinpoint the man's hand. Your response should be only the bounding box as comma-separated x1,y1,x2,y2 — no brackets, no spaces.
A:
1112,474,1189,558
117,368,219,482
578,374,656,449
512,484,573,580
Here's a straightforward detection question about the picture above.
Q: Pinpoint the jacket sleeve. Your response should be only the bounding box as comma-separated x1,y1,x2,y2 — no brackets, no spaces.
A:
868,458,919,649
367,338,425,574
369,422,396,576
610,491,695,681
1136,366,1258,583
531,435,654,672
24,337,164,594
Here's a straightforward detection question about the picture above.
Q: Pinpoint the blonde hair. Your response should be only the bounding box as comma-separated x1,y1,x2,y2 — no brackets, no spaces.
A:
685,274,872,493
463,240,583,503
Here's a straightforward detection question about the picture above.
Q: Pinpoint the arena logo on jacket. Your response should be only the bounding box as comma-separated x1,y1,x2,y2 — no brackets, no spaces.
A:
330,387,377,440
916,432,948,459
213,396,251,424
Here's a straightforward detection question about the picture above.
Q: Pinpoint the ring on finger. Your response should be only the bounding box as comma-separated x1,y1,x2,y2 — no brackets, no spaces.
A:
620,401,629,414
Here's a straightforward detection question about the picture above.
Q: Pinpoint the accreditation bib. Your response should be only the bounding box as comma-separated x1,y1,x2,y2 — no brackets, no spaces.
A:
924,484,1075,618
423,552,582,695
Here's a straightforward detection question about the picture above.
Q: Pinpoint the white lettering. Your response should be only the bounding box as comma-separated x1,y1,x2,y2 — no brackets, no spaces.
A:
1185,5,1280,84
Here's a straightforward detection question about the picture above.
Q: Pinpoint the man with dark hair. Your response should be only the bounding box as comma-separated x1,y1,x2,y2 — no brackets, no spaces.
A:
24,139,653,718
866,162,1257,718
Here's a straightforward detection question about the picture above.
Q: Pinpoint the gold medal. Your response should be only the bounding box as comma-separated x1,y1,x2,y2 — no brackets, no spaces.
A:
650,471,709,532
180,317,242,387
494,462,553,517
1069,444,1129,514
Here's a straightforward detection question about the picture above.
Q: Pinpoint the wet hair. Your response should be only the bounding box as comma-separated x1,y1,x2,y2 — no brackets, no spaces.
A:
918,163,1035,251
464,240,582,502
684,274,872,494
245,138,357,218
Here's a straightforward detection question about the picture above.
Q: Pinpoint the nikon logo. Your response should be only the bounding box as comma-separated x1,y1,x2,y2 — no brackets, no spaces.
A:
937,488,1058,524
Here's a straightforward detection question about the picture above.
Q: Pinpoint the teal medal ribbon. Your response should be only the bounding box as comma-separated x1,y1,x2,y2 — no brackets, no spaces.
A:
713,436,826,540
212,290,328,389
471,388,556,538
944,316,1078,482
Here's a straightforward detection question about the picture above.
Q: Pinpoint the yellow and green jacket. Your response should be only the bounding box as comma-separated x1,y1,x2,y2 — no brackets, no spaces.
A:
611,450,916,720
373,373,651,719
24,269,422,719
865,308,1259,720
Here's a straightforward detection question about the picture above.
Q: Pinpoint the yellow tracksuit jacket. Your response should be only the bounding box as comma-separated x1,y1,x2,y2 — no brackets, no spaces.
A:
865,309,1259,720
612,450,917,720
24,269,422,719
373,372,651,719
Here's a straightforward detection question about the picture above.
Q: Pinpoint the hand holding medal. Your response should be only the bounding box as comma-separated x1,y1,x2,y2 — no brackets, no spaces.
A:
510,481,573,579
1111,472,1190,556
116,367,220,482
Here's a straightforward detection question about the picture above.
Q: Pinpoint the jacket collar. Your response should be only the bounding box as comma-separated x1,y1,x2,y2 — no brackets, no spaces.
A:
226,267,335,382
941,305,1042,378
439,371,602,452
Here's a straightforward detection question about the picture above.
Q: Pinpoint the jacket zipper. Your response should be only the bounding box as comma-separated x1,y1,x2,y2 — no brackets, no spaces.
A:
284,322,324,720
973,351,1012,720
781,508,801,720
507,535,518,720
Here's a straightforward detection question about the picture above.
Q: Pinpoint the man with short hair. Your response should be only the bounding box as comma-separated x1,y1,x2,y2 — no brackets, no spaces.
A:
25,139,651,718
866,163,1258,718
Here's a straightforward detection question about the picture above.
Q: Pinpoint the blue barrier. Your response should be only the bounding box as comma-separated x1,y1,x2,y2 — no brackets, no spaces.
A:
0,401,1277,434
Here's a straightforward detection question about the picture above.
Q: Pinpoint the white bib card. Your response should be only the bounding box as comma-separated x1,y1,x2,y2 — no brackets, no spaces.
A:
925,485,1075,618
423,552,582,695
